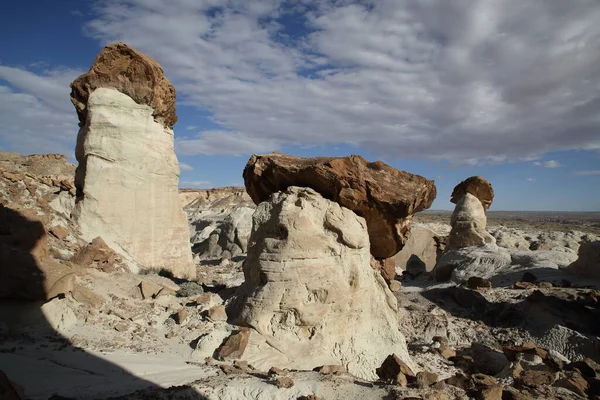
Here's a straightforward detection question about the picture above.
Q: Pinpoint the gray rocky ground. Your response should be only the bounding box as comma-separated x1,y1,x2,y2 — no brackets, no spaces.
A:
2,150,600,400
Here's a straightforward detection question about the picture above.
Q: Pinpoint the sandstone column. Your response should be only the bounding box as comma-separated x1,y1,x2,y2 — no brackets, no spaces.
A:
70,42,194,279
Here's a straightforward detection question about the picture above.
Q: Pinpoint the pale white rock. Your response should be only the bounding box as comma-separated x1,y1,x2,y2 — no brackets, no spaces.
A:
185,190,255,260
230,187,415,380
432,244,512,282
394,224,442,273
49,191,75,217
490,227,531,250
41,298,77,335
510,248,578,270
447,193,495,249
73,88,194,279
192,324,233,360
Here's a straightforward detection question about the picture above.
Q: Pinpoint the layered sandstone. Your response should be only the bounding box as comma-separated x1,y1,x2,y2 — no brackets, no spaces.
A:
70,44,194,279
230,187,415,380
447,177,495,250
243,153,436,259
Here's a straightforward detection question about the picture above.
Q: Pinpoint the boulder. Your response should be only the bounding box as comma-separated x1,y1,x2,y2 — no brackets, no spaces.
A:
243,153,436,259
432,244,512,282
566,241,600,280
229,187,415,380
70,43,194,279
70,42,176,128
451,176,494,211
393,224,444,272
71,237,127,272
447,193,495,250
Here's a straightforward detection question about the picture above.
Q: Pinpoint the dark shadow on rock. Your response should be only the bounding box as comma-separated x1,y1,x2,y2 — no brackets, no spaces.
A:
0,206,202,399
421,285,600,349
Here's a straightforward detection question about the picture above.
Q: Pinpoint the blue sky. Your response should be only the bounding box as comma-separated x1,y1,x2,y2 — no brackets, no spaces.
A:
1,0,599,211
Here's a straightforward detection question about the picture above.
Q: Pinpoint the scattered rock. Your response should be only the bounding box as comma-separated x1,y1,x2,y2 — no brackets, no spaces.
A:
516,370,556,388
416,371,439,388
139,280,162,300
243,153,436,258
467,276,492,290
217,329,250,360
475,384,503,400
71,237,125,272
268,366,284,376
389,280,402,292
445,373,473,391
514,281,536,290
207,305,227,322
314,365,345,374
376,353,416,384
274,376,294,389
49,225,69,240
470,343,510,376
554,370,589,397
175,309,190,325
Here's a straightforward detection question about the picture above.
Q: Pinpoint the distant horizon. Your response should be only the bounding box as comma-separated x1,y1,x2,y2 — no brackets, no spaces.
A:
1,0,599,211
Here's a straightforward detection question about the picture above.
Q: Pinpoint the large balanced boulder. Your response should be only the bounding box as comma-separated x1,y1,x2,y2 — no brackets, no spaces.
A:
243,153,436,259
447,177,495,250
70,42,176,129
70,43,194,279
229,187,415,380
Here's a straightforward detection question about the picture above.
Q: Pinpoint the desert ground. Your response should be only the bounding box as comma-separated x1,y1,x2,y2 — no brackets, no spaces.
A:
1,42,600,400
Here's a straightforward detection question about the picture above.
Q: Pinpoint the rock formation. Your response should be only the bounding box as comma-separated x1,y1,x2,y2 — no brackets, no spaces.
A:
393,224,446,273
451,176,494,211
70,42,177,129
230,187,415,380
447,177,495,250
182,187,255,261
70,43,194,279
243,153,436,259
566,241,600,280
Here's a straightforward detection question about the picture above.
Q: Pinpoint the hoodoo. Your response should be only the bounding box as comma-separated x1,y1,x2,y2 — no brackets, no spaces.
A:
70,42,194,279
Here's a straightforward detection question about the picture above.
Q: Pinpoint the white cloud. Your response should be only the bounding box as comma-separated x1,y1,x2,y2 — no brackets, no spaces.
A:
181,180,213,188
175,130,279,156
185,125,198,130
3,0,600,164
0,66,83,157
533,160,562,168
179,162,194,171
526,178,535,182
574,170,600,176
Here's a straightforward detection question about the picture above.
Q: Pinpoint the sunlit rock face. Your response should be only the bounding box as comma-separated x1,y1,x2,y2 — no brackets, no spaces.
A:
230,187,415,380
70,42,194,279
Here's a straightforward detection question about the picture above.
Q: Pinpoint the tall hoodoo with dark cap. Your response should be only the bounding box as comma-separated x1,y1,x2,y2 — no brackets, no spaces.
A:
69,42,194,279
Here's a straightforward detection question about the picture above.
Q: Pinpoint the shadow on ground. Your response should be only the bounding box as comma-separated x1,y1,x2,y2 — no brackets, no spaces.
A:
0,206,210,399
